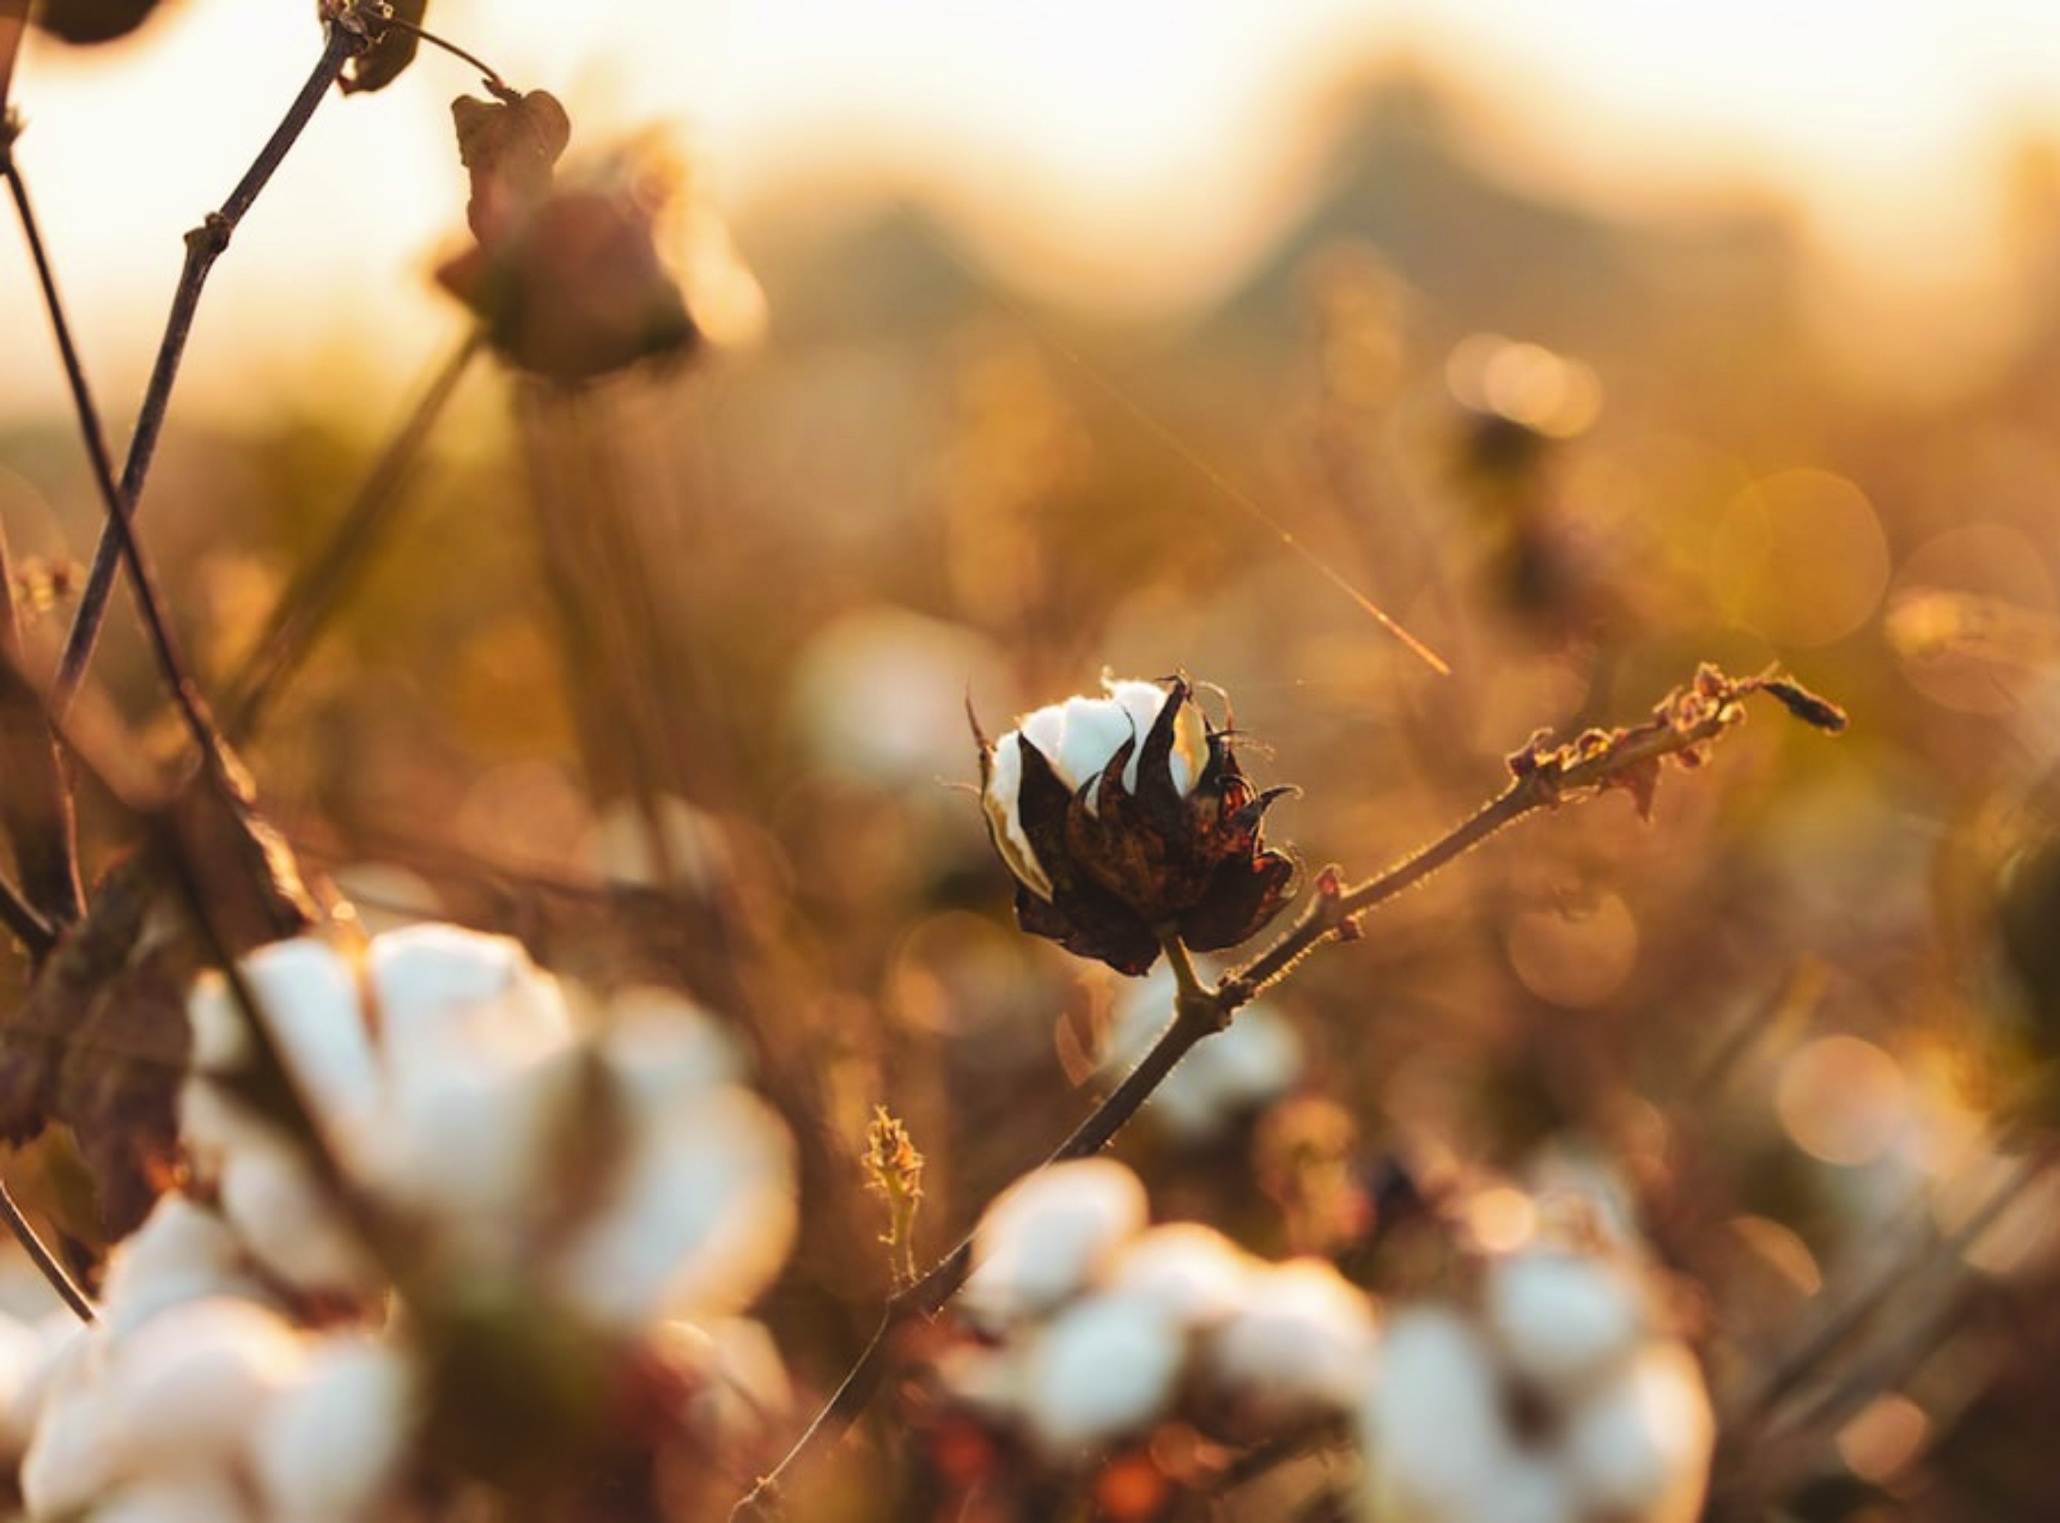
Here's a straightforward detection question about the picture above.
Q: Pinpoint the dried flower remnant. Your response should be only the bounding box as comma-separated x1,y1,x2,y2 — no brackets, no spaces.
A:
434,88,697,382
864,1105,925,1288
975,676,1297,975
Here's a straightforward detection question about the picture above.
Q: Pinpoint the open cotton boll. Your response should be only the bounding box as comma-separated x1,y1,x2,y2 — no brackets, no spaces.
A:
96,1297,307,1482
100,1198,264,1337
1102,1223,1257,1329
1485,1249,1646,1396
186,937,379,1128
365,923,573,1069
550,1089,797,1333
1020,1289,1190,1458
1359,1307,1512,1517
364,1038,583,1258
216,1138,380,1300
1560,1343,1715,1523
251,1336,416,1523
1202,1259,1377,1426
20,1360,116,1517
0,1310,55,1458
961,1159,1148,1329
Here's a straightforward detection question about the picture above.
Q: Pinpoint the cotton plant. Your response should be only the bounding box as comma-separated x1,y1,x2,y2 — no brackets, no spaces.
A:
5,922,802,1519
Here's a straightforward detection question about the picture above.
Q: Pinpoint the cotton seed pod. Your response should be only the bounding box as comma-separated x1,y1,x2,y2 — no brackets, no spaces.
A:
976,676,1297,975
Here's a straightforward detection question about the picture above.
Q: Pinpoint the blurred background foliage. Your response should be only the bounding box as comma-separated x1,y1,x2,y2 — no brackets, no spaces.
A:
5,10,2060,1518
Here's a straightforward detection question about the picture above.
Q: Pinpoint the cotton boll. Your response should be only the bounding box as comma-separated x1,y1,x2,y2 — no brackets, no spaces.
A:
1020,1290,1188,1457
97,1297,307,1480
936,1339,1033,1423
366,923,573,1068
601,988,746,1115
191,938,379,1128
961,1159,1148,1329
92,1473,257,1523
1561,1343,1715,1523
100,1199,264,1336
551,1089,797,1332
19,1340,115,1515
252,1337,417,1522
1102,1223,1256,1329
1486,1250,1645,1397
0,1311,54,1456
216,1139,379,1300
1201,1258,1376,1425
366,1040,582,1261
1360,1307,1513,1516
1,1313,86,1455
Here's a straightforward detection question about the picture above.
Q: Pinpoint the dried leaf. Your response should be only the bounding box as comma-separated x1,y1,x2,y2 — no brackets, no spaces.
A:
338,0,428,96
28,0,161,45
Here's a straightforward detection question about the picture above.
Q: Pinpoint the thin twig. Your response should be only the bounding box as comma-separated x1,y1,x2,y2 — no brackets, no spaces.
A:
225,330,483,739
55,21,360,706
0,1177,93,1323
372,12,511,95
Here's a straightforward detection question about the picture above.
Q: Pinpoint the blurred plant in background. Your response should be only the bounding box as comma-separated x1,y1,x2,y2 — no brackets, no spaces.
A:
0,2,2054,1522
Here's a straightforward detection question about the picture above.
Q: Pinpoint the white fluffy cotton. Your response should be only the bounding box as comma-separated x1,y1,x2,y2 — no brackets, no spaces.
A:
961,1158,1149,1328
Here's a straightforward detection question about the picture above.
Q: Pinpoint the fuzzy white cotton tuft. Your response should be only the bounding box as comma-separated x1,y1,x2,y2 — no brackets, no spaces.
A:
365,923,573,1067
1201,1258,1377,1424
961,1158,1148,1328
1486,1249,1646,1396
91,1472,258,1523
96,1297,307,1480
1103,1223,1256,1329
550,1089,797,1332
215,1137,379,1299
1020,1289,1189,1457
99,1198,264,1337
251,1336,416,1523
1360,1307,1515,1521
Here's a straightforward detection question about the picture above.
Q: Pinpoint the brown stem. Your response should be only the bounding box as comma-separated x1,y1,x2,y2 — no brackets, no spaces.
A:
55,22,360,706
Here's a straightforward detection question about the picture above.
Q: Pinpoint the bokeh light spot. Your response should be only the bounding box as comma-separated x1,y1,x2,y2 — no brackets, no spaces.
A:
1506,891,1639,1009
1775,1035,1909,1166
1709,469,1890,647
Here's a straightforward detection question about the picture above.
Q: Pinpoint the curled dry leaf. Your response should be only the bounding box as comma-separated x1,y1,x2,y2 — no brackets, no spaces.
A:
337,0,428,95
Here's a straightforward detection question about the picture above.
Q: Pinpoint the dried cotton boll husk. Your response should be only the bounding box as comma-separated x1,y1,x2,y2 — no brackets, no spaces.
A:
1101,1223,1258,1329
1019,1289,1190,1458
251,1336,418,1523
1200,1258,1377,1426
1560,1343,1715,1523
550,1088,797,1333
961,1159,1148,1329
1485,1249,1647,1397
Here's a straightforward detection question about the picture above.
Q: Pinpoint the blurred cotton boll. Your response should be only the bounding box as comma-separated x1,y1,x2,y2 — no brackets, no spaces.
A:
1199,1258,1379,1428
1019,1289,1190,1456
961,1158,1148,1329
1354,1218,1714,1523
788,606,1009,786
1104,965,1303,1140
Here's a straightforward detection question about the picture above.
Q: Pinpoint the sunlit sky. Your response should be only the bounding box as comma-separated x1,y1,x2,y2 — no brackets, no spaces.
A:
7,0,2060,413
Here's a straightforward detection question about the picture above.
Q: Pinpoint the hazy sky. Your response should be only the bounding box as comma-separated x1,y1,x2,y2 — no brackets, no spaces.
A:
5,0,2060,412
